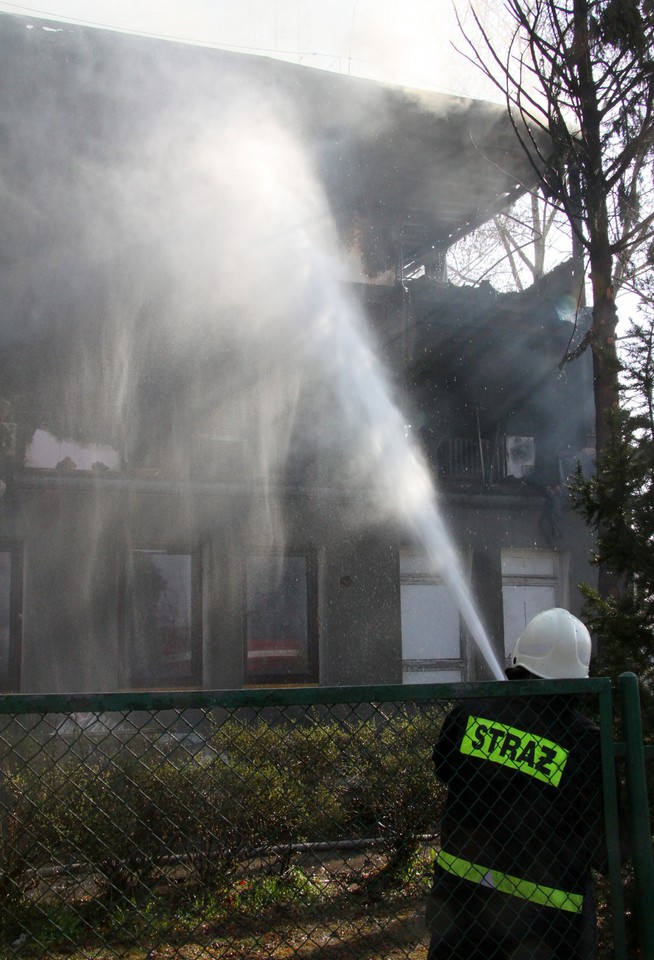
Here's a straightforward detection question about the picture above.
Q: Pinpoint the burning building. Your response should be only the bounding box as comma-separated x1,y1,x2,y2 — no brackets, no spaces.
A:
0,14,595,692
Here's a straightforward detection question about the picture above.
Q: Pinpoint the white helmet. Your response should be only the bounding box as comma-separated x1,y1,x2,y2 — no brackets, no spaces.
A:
510,608,591,679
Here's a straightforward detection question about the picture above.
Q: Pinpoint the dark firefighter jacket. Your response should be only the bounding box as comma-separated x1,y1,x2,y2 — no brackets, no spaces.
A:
432,694,609,908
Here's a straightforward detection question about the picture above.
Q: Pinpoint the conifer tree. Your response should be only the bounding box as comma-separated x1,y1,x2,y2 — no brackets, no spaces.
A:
571,312,654,724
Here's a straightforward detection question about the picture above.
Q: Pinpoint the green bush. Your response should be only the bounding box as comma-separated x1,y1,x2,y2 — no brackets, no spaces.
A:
0,706,447,949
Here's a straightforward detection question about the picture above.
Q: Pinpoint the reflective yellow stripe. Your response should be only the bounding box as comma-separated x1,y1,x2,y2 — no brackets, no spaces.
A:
436,850,584,914
460,716,569,787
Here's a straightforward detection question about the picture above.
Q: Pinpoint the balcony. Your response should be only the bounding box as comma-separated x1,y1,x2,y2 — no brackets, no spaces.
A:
435,435,535,484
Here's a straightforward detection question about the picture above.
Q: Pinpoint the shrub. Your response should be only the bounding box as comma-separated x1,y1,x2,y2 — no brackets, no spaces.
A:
0,704,447,950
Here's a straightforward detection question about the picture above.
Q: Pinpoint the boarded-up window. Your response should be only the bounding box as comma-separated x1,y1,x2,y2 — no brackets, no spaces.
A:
501,550,560,658
400,551,462,683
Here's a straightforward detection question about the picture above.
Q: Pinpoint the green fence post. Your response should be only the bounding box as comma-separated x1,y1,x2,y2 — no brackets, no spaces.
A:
598,681,628,960
619,671,654,959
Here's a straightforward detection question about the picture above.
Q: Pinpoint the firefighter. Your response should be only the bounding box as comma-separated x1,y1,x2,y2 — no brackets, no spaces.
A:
426,608,620,960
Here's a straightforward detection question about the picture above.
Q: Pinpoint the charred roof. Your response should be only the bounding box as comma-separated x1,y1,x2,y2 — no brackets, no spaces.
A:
0,12,547,277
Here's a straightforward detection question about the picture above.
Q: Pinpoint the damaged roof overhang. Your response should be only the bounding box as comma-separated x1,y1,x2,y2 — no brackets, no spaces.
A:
0,12,550,276
406,259,590,425
299,72,547,274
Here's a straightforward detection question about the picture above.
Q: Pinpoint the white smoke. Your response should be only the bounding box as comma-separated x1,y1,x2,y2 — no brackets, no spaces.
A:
2,25,505,679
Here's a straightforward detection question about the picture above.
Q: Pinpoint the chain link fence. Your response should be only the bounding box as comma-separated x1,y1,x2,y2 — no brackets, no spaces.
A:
0,681,638,959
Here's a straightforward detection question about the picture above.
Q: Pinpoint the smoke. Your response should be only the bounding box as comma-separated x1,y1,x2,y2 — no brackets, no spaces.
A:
0,18,504,680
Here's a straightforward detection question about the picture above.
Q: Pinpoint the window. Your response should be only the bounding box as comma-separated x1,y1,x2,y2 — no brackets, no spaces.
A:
400,551,463,683
0,543,22,692
123,548,201,689
245,553,318,684
501,549,562,658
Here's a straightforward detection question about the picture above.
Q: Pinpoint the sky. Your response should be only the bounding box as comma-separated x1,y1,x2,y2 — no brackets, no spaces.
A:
0,0,504,99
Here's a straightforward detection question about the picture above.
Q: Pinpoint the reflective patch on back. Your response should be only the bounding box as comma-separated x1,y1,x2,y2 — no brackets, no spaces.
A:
480,869,495,889
460,715,569,787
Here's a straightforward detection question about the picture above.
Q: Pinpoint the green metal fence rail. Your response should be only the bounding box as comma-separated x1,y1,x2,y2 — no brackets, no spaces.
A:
0,679,641,959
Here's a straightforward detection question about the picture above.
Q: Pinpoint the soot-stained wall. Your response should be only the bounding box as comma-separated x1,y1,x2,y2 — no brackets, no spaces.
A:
401,270,594,488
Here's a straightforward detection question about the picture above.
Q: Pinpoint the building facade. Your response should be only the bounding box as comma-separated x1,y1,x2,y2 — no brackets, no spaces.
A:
0,14,596,693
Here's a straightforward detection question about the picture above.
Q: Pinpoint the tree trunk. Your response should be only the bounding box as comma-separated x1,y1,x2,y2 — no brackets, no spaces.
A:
590,255,620,455
573,0,622,599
